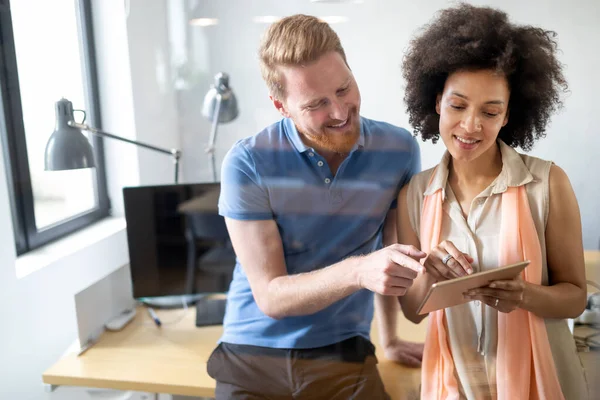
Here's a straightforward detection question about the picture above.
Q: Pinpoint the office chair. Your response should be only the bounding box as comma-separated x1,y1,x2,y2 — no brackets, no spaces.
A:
183,212,236,295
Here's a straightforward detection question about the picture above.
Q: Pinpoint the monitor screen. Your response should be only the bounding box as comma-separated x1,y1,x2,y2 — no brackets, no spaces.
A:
123,183,236,300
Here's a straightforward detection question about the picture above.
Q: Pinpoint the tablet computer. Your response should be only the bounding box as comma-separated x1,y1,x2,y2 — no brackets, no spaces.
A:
416,260,530,315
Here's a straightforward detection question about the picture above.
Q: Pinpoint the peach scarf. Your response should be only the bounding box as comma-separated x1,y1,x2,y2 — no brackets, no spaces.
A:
419,182,564,399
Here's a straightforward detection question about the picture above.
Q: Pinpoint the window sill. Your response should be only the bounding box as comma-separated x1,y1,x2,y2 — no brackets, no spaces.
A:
15,217,126,280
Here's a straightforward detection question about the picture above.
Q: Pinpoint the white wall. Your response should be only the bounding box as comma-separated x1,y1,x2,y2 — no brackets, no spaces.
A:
126,0,182,186
93,0,140,216
174,0,600,249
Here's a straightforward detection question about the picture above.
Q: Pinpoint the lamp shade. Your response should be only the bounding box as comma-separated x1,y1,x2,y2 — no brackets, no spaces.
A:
202,72,239,123
45,98,95,171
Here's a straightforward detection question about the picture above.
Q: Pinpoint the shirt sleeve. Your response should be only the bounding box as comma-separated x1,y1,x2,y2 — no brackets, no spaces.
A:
218,142,273,221
404,135,422,186
390,134,421,209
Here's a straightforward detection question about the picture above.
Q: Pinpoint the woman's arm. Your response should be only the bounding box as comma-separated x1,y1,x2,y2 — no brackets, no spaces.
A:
375,208,425,366
397,183,474,322
396,185,436,323
467,165,587,318
522,165,587,317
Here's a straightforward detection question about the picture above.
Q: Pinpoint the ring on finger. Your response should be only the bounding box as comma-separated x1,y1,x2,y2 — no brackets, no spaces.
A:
442,254,453,266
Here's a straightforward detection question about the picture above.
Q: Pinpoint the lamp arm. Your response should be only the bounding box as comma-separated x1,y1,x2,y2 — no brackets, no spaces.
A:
70,121,182,183
70,121,178,156
207,94,222,150
207,94,222,182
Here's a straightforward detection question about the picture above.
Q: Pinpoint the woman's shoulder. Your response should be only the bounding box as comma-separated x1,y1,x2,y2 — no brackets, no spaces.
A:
518,152,553,184
403,165,441,236
407,165,438,194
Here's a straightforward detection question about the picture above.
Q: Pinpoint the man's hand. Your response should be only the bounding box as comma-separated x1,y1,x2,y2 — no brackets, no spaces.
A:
355,244,426,296
383,337,424,368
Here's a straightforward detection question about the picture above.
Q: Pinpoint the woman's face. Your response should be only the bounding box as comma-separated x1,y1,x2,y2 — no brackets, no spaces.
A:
436,69,510,163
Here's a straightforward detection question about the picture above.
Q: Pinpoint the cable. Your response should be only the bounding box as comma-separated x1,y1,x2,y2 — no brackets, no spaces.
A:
156,296,189,325
136,296,191,327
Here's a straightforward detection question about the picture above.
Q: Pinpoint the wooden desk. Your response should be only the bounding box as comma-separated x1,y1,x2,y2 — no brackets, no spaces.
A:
43,251,600,398
373,316,426,400
43,308,427,399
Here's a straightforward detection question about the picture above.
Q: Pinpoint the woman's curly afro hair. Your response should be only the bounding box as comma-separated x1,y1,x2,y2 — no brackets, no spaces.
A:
402,3,568,151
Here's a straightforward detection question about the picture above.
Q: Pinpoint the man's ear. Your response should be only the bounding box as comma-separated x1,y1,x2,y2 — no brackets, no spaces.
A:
270,95,290,118
435,94,442,115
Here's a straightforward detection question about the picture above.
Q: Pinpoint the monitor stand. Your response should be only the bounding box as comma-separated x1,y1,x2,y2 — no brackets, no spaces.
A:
139,294,205,309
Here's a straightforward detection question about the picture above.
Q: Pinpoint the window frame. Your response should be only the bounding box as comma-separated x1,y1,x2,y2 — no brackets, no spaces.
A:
0,0,110,255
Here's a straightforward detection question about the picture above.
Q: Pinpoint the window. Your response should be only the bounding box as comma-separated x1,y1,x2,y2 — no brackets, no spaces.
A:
0,0,109,255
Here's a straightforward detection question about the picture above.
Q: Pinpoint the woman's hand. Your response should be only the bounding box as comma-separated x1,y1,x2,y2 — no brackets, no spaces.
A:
464,276,528,313
423,240,474,281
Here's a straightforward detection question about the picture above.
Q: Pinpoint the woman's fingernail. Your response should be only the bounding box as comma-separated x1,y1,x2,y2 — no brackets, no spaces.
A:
490,283,497,288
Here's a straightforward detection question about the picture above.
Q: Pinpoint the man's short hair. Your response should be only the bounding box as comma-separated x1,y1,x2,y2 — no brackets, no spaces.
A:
259,14,348,100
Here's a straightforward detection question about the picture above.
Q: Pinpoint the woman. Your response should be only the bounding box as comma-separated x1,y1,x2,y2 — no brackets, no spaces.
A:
397,4,588,399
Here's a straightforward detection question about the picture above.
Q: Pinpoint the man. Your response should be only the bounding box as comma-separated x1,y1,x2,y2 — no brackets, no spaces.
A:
207,14,423,399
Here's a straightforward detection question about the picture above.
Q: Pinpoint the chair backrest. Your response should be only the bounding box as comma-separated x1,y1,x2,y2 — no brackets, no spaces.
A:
187,213,230,242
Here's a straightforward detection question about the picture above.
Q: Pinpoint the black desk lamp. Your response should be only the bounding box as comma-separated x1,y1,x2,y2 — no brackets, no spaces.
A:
45,98,182,183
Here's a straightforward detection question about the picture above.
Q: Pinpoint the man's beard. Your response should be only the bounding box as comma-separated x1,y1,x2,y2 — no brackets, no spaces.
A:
317,127,359,153
307,112,360,154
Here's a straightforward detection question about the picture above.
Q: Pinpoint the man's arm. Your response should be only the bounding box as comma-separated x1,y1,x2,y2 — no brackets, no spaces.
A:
221,141,423,319
375,210,400,346
225,217,424,320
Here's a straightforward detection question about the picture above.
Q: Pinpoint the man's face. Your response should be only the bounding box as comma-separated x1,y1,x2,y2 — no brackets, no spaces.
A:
272,51,362,154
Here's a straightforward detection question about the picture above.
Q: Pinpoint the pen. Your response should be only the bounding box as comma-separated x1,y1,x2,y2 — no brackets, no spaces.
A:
146,307,162,327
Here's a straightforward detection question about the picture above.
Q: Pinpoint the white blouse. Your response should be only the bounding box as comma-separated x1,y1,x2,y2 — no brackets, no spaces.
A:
406,141,587,400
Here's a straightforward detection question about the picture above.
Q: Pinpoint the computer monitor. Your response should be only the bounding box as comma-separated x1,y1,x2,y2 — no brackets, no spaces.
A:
122,183,236,312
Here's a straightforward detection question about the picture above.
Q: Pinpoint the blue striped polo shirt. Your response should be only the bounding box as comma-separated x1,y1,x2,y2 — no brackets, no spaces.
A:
218,116,420,349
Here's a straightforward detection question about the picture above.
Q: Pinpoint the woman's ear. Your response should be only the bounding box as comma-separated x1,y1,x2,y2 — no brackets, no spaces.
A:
435,94,442,115
502,109,510,127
